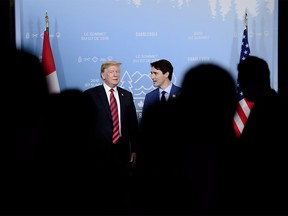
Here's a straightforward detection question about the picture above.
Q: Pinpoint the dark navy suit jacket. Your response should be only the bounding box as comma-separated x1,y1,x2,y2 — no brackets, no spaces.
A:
83,84,139,163
141,83,181,118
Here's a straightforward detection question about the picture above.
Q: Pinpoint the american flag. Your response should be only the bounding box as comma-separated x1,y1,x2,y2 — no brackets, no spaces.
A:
233,12,254,138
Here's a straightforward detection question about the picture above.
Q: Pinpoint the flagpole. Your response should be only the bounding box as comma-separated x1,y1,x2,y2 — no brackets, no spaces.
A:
45,10,49,33
244,9,248,29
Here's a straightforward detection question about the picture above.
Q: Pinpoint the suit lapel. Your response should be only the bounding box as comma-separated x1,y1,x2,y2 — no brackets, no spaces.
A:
169,84,180,100
117,87,125,121
152,89,160,103
99,85,112,119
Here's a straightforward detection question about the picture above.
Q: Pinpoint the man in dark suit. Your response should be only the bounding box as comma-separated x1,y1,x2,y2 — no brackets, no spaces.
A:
136,59,181,177
83,61,139,178
141,59,181,119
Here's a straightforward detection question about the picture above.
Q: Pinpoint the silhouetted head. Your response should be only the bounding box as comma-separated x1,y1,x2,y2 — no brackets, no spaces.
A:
7,48,49,101
180,63,237,119
5,48,49,159
237,55,271,102
4,48,49,119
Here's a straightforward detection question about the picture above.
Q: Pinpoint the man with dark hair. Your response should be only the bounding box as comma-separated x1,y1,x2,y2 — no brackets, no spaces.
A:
141,59,181,118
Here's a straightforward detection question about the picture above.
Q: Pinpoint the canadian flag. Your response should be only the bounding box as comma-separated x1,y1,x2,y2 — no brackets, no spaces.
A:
42,29,60,94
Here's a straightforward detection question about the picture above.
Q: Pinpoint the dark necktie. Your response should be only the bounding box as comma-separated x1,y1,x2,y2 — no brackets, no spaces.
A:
161,91,166,103
109,89,120,144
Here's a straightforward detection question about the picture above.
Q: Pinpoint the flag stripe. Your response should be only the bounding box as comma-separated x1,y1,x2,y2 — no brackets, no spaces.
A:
46,72,60,93
42,29,60,94
233,13,254,137
42,30,56,75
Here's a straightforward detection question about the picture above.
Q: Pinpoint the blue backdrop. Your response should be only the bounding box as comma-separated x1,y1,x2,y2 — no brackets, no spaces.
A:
15,0,278,119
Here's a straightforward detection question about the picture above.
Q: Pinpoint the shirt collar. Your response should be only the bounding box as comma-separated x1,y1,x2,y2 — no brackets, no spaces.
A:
103,83,117,93
160,82,172,95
